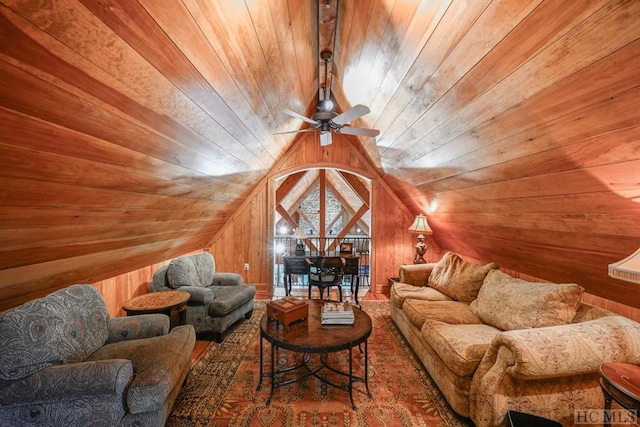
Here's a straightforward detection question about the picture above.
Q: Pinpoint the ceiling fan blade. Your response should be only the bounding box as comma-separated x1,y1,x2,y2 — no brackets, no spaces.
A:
273,128,319,135
280,108,318,126
320,131,332,146
337,126,380,137
332,104,371,125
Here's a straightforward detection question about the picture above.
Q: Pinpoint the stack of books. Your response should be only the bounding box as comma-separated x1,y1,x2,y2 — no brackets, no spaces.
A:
321,302,355,325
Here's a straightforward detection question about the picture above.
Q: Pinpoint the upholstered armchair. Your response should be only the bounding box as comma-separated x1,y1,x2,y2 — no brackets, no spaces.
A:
149,252,256,342
0,285,195,427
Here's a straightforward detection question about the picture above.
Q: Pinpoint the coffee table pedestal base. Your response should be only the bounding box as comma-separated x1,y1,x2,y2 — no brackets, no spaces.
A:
257,334,370,410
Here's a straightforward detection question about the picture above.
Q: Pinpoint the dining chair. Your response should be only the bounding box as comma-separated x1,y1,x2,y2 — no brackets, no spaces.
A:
305,256,346,301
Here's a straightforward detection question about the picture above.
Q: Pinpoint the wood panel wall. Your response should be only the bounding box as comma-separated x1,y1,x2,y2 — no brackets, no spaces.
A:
0,0,315,311
92,261,164,318
206,131,419,297
2,0,640,319
337,0,640,309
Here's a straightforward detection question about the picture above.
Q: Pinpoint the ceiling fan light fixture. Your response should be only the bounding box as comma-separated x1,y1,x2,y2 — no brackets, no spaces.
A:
318,98,334,112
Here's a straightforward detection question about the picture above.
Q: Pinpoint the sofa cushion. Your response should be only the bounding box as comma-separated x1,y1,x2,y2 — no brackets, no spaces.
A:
471,269,584,331
402,299,483,329
167,253,215,288
0,285,109,381
428,252,499,302
390,282,452,308
421,320,501,377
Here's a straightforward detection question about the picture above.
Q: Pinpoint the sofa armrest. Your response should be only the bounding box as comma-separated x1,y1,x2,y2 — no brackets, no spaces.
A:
0,359,133,406
480,315,640,381
175,286,215,304
107,314,169,343
399,263,436,287
211,272,243,286
469,316,640,427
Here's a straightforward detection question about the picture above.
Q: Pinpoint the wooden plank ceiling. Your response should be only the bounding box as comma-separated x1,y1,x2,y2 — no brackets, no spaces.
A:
1,0,640,307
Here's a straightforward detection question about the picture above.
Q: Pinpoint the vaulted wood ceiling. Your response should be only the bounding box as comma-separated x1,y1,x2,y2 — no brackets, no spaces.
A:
2,0,640,308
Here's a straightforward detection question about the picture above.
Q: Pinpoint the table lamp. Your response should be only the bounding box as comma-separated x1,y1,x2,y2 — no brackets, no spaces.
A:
408,213,432,264
609,246,640,284
293,227,307,255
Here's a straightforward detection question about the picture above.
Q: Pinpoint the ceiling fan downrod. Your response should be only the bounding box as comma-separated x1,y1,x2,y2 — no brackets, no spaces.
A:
320,50,333,111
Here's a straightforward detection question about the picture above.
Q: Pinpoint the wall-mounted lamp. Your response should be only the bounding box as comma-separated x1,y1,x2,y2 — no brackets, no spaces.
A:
609,247,640,284
408,213,432,264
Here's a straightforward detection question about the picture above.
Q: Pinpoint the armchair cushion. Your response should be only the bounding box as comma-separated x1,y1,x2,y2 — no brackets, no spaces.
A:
208,285,256,317
167,253,215,288
471,269,584,331
0,285,109,381
88,324,195,414
428,252,499,302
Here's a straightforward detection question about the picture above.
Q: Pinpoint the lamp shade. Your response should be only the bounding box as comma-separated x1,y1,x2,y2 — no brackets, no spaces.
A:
408,213,432,234
609,247,640,284
293,227,307,239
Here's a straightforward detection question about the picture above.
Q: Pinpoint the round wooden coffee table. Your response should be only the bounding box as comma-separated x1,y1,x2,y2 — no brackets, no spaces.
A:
122,290,190,329
257,299,372,409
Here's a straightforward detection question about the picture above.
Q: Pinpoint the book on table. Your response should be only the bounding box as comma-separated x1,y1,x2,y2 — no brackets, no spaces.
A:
321,302,354,325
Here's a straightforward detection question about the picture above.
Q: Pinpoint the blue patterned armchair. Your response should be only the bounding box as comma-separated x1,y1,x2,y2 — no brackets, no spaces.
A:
0,285,195,427
149,252,255,342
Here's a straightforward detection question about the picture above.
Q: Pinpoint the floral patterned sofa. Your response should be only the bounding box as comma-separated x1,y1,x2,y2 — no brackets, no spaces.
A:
390,252,640,427
0,285,196,426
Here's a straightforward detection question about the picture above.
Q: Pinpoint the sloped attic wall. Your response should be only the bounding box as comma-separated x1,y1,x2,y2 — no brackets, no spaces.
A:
205,131,433,298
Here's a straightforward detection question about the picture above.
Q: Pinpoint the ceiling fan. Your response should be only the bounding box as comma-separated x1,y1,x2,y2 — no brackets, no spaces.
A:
277,49,379,146
278,104,380,146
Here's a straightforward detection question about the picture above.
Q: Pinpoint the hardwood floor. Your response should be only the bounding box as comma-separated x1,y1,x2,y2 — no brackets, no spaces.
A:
191,340,210,362
359,292,390,301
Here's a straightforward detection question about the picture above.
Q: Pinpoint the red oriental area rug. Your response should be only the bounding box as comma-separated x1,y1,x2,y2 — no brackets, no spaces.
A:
167,301,472,427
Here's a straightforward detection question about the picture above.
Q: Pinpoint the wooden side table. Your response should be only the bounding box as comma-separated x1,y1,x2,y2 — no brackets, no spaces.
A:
122,290,190,329
599,362,640,426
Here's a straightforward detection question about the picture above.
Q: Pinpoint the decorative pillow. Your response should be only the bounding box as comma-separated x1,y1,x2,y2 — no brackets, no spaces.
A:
167,253,215,288
399,264,434,287
472,269,584,331
0,285,109,381
428,252,499,302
